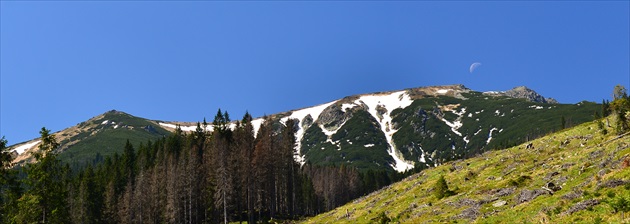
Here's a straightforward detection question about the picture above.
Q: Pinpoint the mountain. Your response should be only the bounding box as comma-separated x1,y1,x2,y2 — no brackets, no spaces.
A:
302,116,630,223
9,85,599,172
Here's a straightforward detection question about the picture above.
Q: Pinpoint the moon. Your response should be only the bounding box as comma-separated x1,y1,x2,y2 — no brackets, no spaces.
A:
469,62,482,74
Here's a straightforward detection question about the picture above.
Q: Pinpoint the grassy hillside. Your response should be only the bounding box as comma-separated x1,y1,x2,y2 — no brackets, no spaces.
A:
302,116,630,223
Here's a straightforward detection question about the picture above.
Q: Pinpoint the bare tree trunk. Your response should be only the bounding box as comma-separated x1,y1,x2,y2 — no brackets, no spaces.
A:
223,191,227,224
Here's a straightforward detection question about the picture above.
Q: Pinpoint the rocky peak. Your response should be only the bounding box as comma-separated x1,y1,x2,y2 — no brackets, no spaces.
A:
486,86,558,104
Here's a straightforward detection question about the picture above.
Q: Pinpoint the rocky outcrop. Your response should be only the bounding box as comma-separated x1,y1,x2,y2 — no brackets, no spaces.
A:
485,86,558,104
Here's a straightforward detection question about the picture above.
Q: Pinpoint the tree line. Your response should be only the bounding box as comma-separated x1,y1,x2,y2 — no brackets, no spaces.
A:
1,110,402,223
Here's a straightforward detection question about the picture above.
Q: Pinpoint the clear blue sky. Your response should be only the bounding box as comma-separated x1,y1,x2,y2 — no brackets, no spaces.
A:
1,1,629,145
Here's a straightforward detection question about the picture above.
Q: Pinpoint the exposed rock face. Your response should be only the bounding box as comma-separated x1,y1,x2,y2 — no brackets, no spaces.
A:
485,86,558,104
318,104,351,130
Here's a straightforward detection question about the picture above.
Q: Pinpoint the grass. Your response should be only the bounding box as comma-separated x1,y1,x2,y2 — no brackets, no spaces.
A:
301,115,630,223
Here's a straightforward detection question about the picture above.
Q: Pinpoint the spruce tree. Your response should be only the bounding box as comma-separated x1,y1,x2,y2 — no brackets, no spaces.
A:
434,175,453,199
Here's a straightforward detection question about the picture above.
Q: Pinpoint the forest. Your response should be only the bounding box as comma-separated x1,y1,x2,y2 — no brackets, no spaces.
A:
0,110,405,223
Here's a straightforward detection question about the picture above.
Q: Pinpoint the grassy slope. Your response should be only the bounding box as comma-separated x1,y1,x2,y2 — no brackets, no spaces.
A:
302,116,630,223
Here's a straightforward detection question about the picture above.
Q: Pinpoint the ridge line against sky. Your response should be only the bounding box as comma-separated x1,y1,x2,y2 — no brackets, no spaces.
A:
1,1,629,145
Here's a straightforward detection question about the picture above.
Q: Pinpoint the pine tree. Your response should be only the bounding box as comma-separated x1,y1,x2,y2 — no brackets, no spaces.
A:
16,127,69,223
610,85,629,134
0,136,22,223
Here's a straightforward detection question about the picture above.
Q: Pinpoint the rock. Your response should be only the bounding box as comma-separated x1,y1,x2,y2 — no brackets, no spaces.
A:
492,200,507,207
301,114,314,129
597,169,608,177
544,182,562,193
492,187,516,197
318,104,350,130
454,206,480,220
556,176,569,185
453,198,479,208
561,190,583,200
544,171,560,181
598,179,628,189
589,150,603,159
515,189,549,205
561,199,600,215
486,86,558,104
599,157,612,168
561,163,574,169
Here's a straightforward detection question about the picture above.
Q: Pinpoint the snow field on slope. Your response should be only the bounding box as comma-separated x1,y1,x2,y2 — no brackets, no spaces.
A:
280,101,339,165
13,140,41,155
354,91,414,172
440,107,466,137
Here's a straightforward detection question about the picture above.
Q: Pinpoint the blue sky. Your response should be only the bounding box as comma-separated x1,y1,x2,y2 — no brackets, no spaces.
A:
1,1,629,145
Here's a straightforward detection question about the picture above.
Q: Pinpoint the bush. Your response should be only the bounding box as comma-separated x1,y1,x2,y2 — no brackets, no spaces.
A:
509,175,532,187
375,211,391,224
607,191,616,198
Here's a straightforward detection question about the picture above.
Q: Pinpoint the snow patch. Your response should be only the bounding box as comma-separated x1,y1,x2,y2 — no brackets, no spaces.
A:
364,144,375,148
159,122,177,129
419,146,426,163
251,118,264,137
12,140,41,155
101,120,109,125
436,89,449,94
441,118,463,136
355,91,414,172
487,127,499,144
495,110,501,116
463,136,469,144
440,107,466,137
341,103,357,112
529,105,544,110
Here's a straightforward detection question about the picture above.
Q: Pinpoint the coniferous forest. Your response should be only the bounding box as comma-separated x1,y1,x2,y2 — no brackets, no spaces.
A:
0,110,403,224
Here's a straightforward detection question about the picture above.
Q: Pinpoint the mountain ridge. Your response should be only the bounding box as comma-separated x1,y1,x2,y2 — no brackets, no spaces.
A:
8,84,597,172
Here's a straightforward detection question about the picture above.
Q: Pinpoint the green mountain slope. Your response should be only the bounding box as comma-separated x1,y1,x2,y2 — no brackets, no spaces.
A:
11,110,170,166
302,117,630,223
